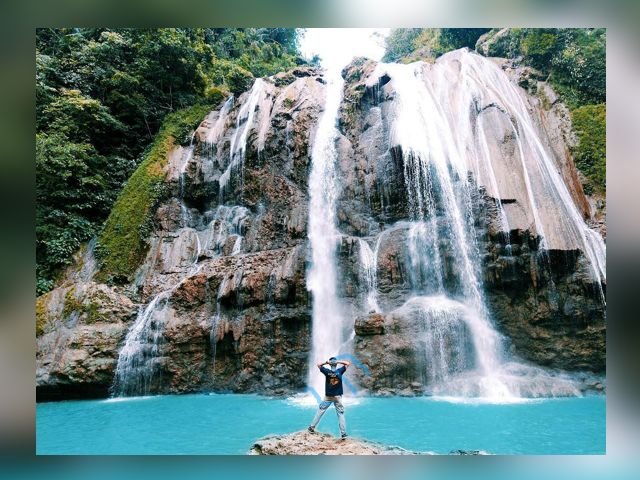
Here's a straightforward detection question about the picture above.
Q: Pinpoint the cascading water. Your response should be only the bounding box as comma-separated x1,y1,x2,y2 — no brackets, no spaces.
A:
407,222,444,293
357,49,606,399
113,159,202,396
383,60,512,398
475,116,511,246
179,134,196,197
306,68,349,397
114,87,257,397
202,205,249,256
357,238,380,314
219,79,266,202
206,97,234,147
452,50,606,285
112,49,604,401
395,296,475,386
113,203,251,396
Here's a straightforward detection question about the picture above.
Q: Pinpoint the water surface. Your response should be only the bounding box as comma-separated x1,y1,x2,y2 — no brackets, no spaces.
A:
36,394,605,455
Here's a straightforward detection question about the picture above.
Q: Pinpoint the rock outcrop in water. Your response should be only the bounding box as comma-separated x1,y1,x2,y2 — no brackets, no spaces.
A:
36,50,606,401
249,430,488,455
249,430,420,455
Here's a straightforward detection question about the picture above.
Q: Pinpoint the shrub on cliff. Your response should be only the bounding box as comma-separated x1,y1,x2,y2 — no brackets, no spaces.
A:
383,28,490,62
571,104,606,195
474,28,605,109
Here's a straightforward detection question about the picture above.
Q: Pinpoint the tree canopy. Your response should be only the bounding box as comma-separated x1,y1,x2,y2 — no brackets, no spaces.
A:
36,28,304,294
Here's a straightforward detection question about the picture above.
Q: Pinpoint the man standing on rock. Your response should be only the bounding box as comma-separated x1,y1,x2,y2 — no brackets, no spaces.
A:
308,357,351,439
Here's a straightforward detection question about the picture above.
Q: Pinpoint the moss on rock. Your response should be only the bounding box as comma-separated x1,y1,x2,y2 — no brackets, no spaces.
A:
62,287,82,318
96,104,212,283
36,294,49,337
571,103,606,194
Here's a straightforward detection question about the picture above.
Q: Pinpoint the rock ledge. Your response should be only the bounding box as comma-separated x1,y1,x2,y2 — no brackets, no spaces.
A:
249,430,422,455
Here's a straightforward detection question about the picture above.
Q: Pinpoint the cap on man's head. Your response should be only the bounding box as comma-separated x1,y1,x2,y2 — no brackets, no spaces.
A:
329,356,337,364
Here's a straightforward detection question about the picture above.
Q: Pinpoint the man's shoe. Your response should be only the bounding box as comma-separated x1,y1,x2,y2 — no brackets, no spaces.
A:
307,426,315,433
340,433,348,440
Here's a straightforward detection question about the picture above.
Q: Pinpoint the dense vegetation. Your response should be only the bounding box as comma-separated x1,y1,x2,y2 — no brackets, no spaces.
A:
571,104,606,195
383,28,606,194
484,28,605,109
382,28,490,63
36,28,303,294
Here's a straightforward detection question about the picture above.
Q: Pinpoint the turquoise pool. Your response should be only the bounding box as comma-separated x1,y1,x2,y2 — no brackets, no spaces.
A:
36,394,605,455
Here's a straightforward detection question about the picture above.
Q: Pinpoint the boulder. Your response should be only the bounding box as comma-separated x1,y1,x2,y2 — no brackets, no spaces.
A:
354,313,385,335
36,282,137,400
249,430,421,455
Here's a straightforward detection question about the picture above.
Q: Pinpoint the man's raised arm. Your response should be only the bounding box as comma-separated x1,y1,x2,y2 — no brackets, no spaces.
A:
317,360,328,368
337,360,351,369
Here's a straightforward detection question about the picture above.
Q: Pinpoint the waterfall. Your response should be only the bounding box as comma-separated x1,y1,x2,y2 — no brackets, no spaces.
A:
206,97,234,146
407,221,444,294
394,296,474,386
113,197,202,396
111,49,604,401
202,205,249,257
363,49,606,399
113,202,250,396
453,50,606,285
357,238,380,313
219,79,266,202
306,68,347,396
113,77,267,397
385,60,508,396
114,128,253,398
112,292,171,396
475,116,511,246
179,135,196,197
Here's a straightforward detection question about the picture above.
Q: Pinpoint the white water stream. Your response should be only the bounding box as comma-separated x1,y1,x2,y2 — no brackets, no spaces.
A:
350,50,606,399
114,81,260,396
306,68,349,397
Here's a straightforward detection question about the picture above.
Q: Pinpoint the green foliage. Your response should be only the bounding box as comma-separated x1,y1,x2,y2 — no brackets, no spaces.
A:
212,60,255,96
440,29,492,50
549,29,606,108
36,28,305,293
36,295,49,336
36,278,55,297
383,28,490,62
207,28,301,78
36,131,133,285
83,301,104,324
521,30,559,68
62,287,83,319
571,104,606,194
95,104,212,283
382,29,422,62
205,85,231,105
476,28,605,109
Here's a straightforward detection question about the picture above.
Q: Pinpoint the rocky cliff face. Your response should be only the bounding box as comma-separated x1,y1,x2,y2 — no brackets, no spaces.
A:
36,51,605,401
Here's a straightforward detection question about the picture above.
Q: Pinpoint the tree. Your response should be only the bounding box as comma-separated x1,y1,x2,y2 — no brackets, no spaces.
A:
36,28,306,293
